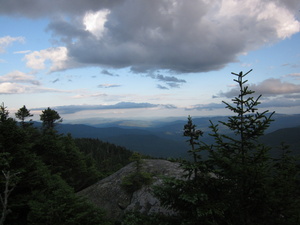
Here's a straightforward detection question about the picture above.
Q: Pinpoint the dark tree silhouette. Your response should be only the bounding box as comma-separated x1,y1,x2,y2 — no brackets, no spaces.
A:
40,107,62,130
15,105,33,127
154,70,300,225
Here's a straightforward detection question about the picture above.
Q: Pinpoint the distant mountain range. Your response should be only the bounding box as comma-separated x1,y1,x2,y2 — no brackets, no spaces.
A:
55,114,300,158
56,123,188,158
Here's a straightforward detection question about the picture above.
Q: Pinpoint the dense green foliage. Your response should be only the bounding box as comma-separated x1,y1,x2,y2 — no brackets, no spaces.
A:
40,107,62,130
154,70,300,225
74,138,133,178
15,105,33,127
0,105,133,224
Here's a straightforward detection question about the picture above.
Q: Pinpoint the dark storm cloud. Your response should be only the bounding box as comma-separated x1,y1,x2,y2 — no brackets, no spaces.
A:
0,0,120,18
61,0,237,73
57,0,300,73
2,0,300,73
1,0,298,18
276,0,300,12
46,20,88,42
33,101,174,114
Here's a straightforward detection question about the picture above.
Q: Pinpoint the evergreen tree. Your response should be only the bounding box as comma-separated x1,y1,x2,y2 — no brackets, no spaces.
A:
268,144,300,224
33,123,100,192
74,138,133,177
182,115,204,179
40,107,62,131
154,70,300,225
0,162,20,225
0,103,9,123
0,106,110,224
121,152,153,194
15,105,33,127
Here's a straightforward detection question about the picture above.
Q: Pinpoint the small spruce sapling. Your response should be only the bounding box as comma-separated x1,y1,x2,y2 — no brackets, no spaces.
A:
121,152,152,193
182,116,204,179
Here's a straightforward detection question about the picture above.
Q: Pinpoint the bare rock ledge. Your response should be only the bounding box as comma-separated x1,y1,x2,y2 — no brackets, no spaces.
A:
77,159,184,220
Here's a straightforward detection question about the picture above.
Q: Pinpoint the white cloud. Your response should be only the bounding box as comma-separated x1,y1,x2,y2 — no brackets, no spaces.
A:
0,70,40,85
83,9,110,39
33,101,174,114
218,0,300,39
251,78,300,95
0,70,68,94
0,82,27,94
265,2,299,39
0,36,25,53
24,47,70,71
186,102,224,111
71,93,108,99
0,82,70,94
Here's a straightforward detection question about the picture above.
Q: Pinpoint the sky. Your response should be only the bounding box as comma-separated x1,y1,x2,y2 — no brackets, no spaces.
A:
0,0,300,124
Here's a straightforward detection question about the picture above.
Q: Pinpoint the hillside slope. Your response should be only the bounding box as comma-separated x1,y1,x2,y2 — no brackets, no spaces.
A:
55,115,300,159
260,126,300,157
57,123,188,158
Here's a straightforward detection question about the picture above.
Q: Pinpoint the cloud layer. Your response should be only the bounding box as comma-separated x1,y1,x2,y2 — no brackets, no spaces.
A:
148,73,186,89
0,36,24,53
33,102,176,114
2,0,298,74
218,78,300,98
0,71,66,94
202,76,300,111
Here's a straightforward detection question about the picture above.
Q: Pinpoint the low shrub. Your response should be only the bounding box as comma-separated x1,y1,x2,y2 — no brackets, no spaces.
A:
121,171,152,193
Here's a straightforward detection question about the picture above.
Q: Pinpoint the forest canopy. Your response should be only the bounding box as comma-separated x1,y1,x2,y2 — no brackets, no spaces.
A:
0,104,134,224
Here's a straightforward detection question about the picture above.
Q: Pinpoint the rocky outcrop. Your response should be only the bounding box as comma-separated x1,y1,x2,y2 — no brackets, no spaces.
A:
77,159,184,221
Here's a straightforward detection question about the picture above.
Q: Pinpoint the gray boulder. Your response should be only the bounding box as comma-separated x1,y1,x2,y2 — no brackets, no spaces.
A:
77,159,184,221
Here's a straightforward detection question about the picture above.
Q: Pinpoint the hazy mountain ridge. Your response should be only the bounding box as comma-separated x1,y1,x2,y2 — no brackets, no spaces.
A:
260,126,300,157
57,124,187,158
82,113,300,134
56,114,300,158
